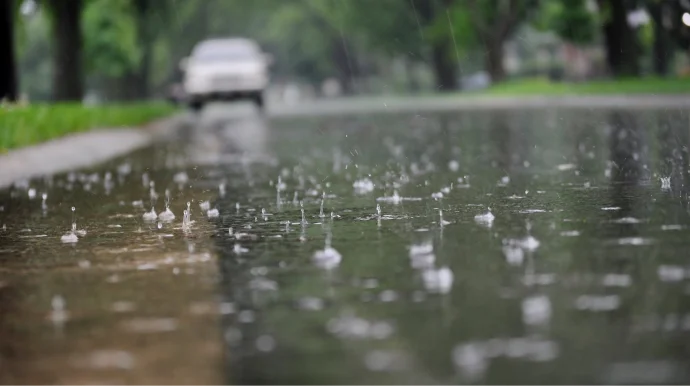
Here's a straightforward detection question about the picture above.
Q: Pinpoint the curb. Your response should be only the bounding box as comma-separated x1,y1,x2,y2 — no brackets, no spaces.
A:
267,95,690,118
0,112,188,190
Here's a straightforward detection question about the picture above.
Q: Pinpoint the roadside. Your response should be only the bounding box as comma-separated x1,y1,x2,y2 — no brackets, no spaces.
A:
269,77,690,117
267,93,690,118
0,103,177,152
4,81,690,189
0,111,188,189
479,76,690,96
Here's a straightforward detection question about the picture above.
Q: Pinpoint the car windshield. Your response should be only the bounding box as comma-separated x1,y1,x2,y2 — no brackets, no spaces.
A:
192,42,258,62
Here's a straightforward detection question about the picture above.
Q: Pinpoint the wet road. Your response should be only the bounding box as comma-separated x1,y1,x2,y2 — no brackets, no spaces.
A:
2,102,690,384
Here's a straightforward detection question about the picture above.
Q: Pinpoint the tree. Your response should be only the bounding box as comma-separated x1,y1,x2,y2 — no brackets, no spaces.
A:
129,0,175,99
0,0,18,101
47,0,85,101
82,0,141,100
597,0,641,77
646,0,673,76
663,0,690,50
411,0,459,91
467,0,539,83
534,0,597,45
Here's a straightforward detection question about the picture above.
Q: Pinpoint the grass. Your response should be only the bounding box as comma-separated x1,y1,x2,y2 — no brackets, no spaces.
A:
0,102,177,152
480,76,690,96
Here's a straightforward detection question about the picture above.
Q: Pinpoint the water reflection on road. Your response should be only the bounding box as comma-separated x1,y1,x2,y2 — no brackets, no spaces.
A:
2,103,690,384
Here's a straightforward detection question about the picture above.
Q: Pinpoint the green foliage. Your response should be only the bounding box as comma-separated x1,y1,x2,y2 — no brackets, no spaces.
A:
16,0,669,99
426,2,477,49
540,0,597,44
482,76,690,95
319,0,423,56
82,0,141,77
15,8,52,100
0,102,176,151
257,0,336,81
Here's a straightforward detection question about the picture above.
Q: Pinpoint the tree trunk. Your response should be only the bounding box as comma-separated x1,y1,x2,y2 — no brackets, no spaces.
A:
0,0,18,101
331,36,358,95
431,42,457,91
486,41,505,83
50,0,84,101
648,1,671,76
404,59,420,93
411,0,458,92
599,0,640,77
133,0,151,99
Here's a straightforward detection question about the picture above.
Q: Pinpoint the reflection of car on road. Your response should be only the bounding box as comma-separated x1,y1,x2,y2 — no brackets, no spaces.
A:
180,38,272,111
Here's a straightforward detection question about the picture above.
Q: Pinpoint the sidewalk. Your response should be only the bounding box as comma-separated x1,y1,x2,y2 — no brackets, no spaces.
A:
0,114,187,189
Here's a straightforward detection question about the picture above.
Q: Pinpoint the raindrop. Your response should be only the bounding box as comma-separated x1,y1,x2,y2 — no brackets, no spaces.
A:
276,176,286,192
313,244,342,270
256,335,276,352
319,191,326,218
300,201,308,224
60,207,79,243
142,207,157,222
234,243,249,254
182,202,193,230
474,207,495,227
422,267,454,294
50,295,69,324
439,209,451,226
502,243,524,266
522,295,551,326
452,343,488,381
158,189,175,222
353,178,375,194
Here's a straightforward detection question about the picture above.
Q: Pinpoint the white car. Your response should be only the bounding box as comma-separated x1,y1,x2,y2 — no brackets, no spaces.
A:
180,38,272,111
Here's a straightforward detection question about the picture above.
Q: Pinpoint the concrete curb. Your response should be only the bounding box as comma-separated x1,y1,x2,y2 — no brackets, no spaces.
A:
0,113,188,190
268,95,690,118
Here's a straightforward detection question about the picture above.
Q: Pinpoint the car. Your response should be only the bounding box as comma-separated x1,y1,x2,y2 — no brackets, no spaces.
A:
180,38,272,111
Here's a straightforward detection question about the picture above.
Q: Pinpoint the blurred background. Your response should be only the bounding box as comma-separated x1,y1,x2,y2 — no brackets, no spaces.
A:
3,0,690,106
5,2,690,384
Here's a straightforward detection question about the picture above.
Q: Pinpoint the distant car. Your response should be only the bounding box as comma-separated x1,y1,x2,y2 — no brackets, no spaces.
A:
180,38,272,111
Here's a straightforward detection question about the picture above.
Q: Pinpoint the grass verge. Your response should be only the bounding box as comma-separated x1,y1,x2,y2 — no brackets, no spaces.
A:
0,102,177,152
481,76,690,96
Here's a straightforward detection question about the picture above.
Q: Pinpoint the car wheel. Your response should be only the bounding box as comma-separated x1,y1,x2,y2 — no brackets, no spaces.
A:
189,100,204,112
252,93,264,110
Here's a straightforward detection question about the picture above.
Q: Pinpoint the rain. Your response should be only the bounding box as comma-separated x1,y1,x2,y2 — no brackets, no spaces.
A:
3,0,690,384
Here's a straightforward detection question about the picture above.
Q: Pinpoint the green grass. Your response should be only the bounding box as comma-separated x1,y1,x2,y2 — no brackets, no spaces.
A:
0,102,177,152
480,76,690,96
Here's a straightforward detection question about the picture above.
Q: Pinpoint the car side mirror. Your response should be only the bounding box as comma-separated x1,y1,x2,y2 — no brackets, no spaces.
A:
179,57,190,71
